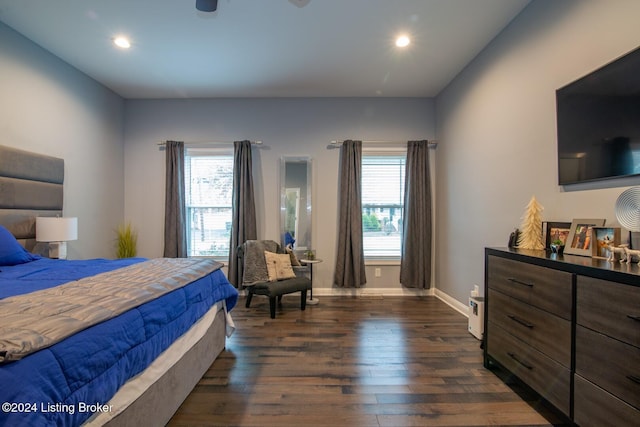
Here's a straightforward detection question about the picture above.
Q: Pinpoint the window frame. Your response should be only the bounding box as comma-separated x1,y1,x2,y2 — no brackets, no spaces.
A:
184,147,234,261
361,147,407,262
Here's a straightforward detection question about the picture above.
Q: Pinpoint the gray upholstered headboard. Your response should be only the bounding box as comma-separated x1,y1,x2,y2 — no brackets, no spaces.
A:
0,145,64,251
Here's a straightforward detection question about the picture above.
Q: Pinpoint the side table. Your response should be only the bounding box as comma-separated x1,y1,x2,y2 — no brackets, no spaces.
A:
300,258,322,305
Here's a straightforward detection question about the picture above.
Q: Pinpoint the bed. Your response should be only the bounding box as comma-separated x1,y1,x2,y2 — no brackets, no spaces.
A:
0,145,239,426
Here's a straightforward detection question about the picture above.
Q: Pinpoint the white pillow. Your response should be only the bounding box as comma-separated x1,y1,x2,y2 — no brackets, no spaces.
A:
264,251,297,281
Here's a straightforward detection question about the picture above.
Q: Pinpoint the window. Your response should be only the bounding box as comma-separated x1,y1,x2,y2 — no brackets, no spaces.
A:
185,149,234,259
361,153,406,258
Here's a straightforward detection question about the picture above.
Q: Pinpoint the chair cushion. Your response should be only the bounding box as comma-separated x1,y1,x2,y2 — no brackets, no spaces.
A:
249,277,311,297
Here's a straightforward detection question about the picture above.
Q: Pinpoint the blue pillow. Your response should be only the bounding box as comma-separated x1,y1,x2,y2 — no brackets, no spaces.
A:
0,225,40,266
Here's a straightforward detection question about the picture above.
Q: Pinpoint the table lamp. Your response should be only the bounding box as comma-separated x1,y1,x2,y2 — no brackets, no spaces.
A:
36,217,78,259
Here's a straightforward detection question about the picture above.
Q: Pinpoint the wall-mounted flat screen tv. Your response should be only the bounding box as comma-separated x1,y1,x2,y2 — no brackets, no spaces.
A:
556,47,640,185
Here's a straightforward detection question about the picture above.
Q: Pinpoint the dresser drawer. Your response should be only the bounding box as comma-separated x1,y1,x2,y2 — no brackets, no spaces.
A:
577,276,640,348
487,322,570,415
487,255,572,319
574,374,640,427
488,289,570,367
576,325,640,409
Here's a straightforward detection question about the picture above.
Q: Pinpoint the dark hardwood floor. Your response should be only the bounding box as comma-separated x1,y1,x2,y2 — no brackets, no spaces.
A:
168,295,566,426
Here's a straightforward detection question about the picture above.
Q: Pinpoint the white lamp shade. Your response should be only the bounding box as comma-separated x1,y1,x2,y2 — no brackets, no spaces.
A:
36,217,78,242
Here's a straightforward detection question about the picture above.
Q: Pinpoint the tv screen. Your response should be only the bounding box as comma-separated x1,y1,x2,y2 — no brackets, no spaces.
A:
556,47,640,185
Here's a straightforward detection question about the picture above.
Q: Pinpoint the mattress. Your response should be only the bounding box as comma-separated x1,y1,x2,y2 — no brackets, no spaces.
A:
0,257,238,427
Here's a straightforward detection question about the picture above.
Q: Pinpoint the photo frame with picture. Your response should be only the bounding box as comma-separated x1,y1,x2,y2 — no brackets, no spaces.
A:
543,221,572,248
564,219,606,256
591,227,621,259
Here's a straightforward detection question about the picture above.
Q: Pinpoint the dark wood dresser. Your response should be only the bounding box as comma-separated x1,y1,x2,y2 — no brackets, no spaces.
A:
484,247,640,426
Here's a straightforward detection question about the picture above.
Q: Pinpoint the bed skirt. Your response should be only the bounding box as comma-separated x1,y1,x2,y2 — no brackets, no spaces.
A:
86,303,228,426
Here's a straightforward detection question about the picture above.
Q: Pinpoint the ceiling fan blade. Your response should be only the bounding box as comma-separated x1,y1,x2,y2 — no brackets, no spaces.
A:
196,0,218,12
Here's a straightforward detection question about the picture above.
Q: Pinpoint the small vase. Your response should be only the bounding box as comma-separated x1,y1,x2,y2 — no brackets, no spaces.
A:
550,244,564,255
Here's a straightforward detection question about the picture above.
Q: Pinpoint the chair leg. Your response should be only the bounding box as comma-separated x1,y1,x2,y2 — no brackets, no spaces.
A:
245,290,254,308
277,295,283,304
300,290,307,311
269,297,277,319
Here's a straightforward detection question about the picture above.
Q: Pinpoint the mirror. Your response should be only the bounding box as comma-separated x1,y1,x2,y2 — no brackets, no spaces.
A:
280,157,312,251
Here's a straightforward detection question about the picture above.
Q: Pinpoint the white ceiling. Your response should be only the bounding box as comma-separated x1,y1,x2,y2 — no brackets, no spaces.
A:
0,0,530,99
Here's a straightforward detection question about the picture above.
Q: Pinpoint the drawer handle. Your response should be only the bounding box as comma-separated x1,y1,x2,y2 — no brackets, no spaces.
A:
507,314,534,329
627,315,640,322
507,278,534,288
507,352,533,370
627,375,640,385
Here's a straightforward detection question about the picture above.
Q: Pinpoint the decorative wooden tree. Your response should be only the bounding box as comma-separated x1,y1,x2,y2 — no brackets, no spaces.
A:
517,196,545,250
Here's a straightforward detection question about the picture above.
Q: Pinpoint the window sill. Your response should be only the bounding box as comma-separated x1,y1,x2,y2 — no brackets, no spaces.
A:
365,258,401,266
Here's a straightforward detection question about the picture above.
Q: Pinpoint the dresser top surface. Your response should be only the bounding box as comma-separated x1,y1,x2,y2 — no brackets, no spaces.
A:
487,247,640,286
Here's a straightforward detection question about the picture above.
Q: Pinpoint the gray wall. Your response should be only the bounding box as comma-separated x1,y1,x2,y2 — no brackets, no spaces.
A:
0,22,125,259
435,0,640,304
123,98,435,293
4,0,640,308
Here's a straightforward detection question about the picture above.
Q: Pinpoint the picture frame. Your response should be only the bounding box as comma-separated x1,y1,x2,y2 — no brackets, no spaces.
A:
543,221,571,248
591,227,621,259
564,219,606,256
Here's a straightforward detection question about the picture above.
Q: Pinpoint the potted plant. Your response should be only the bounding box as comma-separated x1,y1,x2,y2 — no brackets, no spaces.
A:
550,239,565,255
116,222,137,258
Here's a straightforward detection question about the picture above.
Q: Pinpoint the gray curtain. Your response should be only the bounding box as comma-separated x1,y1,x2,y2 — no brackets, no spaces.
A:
228,140,257,287
163,140,188,258
400,140,432,288
334,140,366,288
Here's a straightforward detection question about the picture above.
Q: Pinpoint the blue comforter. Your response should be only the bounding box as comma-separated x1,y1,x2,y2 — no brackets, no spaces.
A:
0,258,238,427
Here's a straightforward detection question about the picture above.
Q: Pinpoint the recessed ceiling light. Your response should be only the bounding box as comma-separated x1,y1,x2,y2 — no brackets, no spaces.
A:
395,35,410,48
113,37,131,49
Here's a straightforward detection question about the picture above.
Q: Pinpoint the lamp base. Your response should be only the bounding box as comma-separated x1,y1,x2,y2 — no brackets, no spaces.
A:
48,242,68,259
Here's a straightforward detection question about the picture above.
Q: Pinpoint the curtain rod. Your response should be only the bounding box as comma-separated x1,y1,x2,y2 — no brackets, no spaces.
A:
157,140,262,147
329,140,438,148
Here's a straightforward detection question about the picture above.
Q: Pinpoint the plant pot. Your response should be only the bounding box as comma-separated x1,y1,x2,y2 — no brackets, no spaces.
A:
550,244,564,255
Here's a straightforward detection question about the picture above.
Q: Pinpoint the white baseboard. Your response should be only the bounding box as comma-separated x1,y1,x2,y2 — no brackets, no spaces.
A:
238,286,469,318
311,287,436,297
434,289,469,317
309,287,469,317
